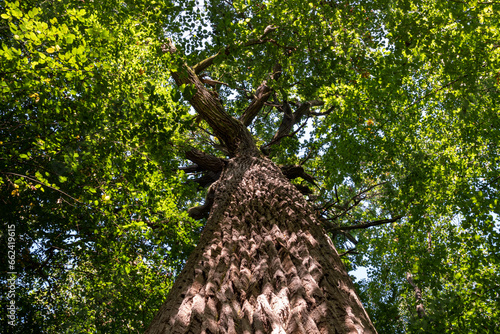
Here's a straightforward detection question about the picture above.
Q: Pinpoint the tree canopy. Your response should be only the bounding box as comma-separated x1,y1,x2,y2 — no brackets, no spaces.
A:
1,0,499,333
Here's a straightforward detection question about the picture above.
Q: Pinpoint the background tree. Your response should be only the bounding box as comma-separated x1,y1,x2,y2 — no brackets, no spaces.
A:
1,0,499,333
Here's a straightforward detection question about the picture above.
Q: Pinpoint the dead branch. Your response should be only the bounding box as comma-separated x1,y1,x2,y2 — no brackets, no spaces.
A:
2,171,81,204
339,249,359,257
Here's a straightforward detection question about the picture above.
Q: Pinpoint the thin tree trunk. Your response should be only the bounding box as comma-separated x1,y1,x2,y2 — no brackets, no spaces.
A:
146,156,376,333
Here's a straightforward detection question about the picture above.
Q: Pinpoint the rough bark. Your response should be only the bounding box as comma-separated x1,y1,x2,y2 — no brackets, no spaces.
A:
146,156,377,334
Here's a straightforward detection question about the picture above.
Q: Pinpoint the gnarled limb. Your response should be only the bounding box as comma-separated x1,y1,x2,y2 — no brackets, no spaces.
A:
280,164,316,186
193,52,223,74
240,81,272,126
184,147,226,172
262,99,323,153
190,171,221,189
294,183,313,195
182,148,223,219
187,183,216,220
240,63,283,127
165,39,258,157
200,77,228,87
180,148,225,189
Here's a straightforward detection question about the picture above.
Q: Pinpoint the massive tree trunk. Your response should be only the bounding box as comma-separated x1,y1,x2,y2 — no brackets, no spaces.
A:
146,39,376,333
145,155,377,333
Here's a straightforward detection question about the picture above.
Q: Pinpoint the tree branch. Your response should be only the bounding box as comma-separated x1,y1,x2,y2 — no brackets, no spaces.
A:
177,165,203,173
193,52,222,74
326,182,388,220
261,100,313,153
293,183,313,195
2,171,82,204
406,272,427,318
190,25,283,130
328,215,404,232
310,103,337,116
180,148,226,189
339,249,359,257
164,39,259,157
191,25,278,75
187,182,216,220
404,75,467,111
184,147,226,172
280,165,316,185
240,63,282,126
240,81,273,126
200,77,229,87
191,171,221,189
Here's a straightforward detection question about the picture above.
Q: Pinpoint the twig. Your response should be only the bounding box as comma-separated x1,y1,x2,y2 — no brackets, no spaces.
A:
339,249,359,257
404,76,467,111
329,215,404,232
2,171,82,204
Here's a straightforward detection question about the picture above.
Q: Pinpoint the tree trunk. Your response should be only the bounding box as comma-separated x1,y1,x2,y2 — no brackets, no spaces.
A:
145,156,377,333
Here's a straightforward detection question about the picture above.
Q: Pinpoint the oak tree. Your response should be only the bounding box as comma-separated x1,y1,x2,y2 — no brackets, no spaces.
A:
1,0,499,333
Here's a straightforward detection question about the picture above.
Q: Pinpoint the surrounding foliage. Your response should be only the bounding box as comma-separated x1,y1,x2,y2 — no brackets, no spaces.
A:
1,0,499,333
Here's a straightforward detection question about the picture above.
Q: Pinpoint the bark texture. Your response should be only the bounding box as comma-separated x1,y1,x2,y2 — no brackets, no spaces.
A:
146,156,376,334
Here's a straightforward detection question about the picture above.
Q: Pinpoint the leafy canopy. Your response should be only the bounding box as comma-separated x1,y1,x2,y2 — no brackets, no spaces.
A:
1,0,499,333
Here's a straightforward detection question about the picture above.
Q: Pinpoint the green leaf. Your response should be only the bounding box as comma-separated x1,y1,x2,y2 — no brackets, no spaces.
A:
11,8,22,19
66,34,75,44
